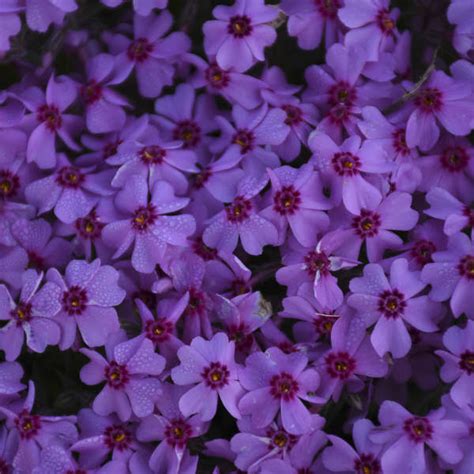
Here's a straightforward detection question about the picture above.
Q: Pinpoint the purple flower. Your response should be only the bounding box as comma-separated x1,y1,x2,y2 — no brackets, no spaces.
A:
0,269,61,360
202,176,278,256
19,75,81,169
25,154,114,224
46,259,125,349
262,165,330,248
348,258,441,358
203,0,278,73
447,0,474,56
436,320,474,408
370,400,468,474
101,0,167,15
112,11,190,98
0,247,29,290
0,425,17,474
32,445,98,474
136,383,207,473
421,232,474,319
80,334,165,421
171,332,243,421
0,2,22,53
0,361,25,403
239,347,323,434
25,0,77,32
102,174,195,273
281,0,342,50
405,70,474,152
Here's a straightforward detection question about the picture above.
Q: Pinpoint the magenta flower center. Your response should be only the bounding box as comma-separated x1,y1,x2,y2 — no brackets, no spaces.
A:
229,322,253,352
127,37,153,62
392,129,409,156
205,63,230,89
104,425,131,451
378,289,406,318
463,206,474,229
132,204,158,232
332,152,361,176
228,15,253,38
145,318,174,344
329,81,357,107
313,314,336,336
273,185,302,215
105,361,130,389
139,145,166,165
282,104,303,126
325,351,356,379
173,120,201,148
270,372,299,401
11,302,32,326
230,278,250,296
15,410,41,440
233,129,255,154
37,104,62,131
440,146,469,172
75,211,104,240
459,350,474,374
403,416,433,443
304,250,330,277
186,287,206,316
27,251,45,271
62,286,88,316
267,428,297,450
193,167,212,189
376,8,396,33
314,0,341,19
458,255,474,279
202,361,230,389
329,103,352,124
354,453,382,474
165,418,193,448
56,166,86,189
103,139,123,159
411,239,436,265
352,210,381,238
192,237,218,261
225,196,252,223
0,170,20,199
81,80,103,105
415,88,442,113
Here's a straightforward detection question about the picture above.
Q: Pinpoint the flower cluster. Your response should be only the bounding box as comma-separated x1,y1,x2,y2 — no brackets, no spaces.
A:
0,0,473,473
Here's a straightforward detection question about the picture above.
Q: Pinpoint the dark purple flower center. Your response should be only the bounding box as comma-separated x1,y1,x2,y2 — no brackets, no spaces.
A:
75,212,104,240
145,318,174,344
37,104,62,131
0,458,9,474
415,88,443,113
378,289,406,318
392,129,409,156
132,204,158,232
228,15,253,38
0,170,20,199
304,250,330,277
10,302,32,326
225,196,252,223
463,206,474,229
325,351,356,379
314,0,341,19
27,251,45,271
192,237,217,260
403,416,433,443
270,372,299,401
459,351,474,374
273,185,301,215
354,453,382,474
205,63,230,89
440,146,469,172
186,287,206,317
62,286,88,316
313,314,336,336
411,239,436,265
165,418,192,448
127,37,153,62
352,209,381,238
103,139,123,159
15,410,41,440
104,425,131,451
458,255,474,279
202,361,230,389
81,80,103,105
139,145,166,165
173,120,201,148
329,81,357,107
56,166,85,189
105,361,130,389
376,8,396,33
282,104,303,126
332,152,361,176
267,428,297,450
328,104,353,124
231,278,250,296
233,129,255,154
229,323,253,352
193,167,212,189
